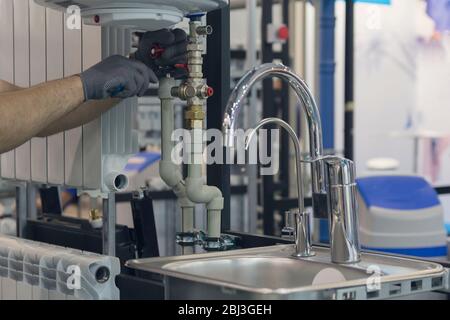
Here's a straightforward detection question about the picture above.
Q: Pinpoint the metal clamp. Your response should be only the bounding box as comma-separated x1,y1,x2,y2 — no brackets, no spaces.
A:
176,232,197,246
201,234,236,252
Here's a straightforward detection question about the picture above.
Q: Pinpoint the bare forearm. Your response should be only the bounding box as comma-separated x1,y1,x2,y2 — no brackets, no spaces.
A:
0,80,21,92
36,97,120,137
0,79,120,140
0,76,84,153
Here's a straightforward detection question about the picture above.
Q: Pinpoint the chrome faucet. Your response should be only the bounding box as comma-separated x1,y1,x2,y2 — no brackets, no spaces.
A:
223,63,328,219
323,156,361,264
223,63,361,264
245,118,315,257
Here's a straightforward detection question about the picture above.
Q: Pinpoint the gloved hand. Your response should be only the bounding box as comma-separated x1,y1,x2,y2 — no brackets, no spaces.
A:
134,28,188,79
79,55,157,100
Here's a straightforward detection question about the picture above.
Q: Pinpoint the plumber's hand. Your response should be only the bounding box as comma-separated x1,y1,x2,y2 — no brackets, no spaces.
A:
79,55,157,100
134,28,188,79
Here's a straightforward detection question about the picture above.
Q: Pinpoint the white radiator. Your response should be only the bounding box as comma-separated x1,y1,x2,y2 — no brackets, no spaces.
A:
0,0,138,194
0,235,120,300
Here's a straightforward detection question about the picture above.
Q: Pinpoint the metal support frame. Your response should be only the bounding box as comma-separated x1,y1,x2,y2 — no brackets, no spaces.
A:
205,5,231,232
130,191,160,258
15,183,27,238
261,0,276,235
318,0,336,152
280,0,292,200
260,0,292,236
102,193,116,256
26,182,37,220
245,0,258,234
344,0,354,160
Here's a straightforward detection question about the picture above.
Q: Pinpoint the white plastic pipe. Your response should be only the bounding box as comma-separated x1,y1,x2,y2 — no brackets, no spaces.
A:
182,18,224,240
159,77,195,233
186,164,224,238
102,155,131,192
185,133,224,238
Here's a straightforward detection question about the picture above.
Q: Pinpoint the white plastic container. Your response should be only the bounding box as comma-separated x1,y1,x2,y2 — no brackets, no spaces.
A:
357,175,448,259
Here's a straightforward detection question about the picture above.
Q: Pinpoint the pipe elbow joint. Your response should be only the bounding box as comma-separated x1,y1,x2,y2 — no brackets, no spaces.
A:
206,197,224,211
159,160,183,188
186,178,224,210
160,162,192,202
178,196,194,208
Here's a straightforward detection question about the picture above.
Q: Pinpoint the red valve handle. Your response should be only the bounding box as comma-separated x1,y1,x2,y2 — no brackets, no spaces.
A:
150,44,165,59
206,86,214,97
174,63,188,70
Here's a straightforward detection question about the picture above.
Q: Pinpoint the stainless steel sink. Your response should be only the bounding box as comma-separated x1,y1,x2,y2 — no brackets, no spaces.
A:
127,245,448,300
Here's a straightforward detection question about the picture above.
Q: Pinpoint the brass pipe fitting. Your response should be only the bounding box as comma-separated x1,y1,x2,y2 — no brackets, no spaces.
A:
171,84,196,100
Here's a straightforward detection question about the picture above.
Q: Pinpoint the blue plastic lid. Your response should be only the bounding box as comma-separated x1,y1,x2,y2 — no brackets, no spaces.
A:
124,151,161,173
186,12,205,20
356,176,440,210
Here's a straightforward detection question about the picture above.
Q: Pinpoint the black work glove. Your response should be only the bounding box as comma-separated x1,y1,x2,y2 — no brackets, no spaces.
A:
134,28,188,79
79,55,157,100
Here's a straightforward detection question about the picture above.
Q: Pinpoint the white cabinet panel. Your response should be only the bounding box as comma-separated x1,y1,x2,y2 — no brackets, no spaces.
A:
30,0,48,183
46,9,65,185
14,0,31,181
0,0,16,179
63,16,83,187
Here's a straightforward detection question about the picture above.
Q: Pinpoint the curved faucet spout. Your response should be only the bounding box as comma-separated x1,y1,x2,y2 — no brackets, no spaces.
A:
222,63,323,160
245,118,304,214
222,63,327,217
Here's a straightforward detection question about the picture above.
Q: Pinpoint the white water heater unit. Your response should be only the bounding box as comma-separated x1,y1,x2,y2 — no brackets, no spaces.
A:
35,0,228,30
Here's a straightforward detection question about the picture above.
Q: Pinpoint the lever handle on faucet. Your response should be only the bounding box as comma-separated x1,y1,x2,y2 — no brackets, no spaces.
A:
323,157,361,264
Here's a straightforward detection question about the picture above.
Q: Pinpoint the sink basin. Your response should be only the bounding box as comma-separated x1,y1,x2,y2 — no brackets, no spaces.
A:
127,245,448,300
166,256,369,290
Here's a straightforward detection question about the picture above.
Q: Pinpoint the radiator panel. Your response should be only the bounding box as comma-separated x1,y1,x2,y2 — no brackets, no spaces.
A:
0,0,138,193
0,235,120,300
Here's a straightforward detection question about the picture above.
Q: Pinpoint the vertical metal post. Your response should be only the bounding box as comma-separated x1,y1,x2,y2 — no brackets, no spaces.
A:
16,183,27,237
318,0,336,152
344,0,355,160
315,0,336,243
280,0,291,200
245,0,258,233
102,193,116,256
205,5,231,232
26,182,37,220
261,0,276,235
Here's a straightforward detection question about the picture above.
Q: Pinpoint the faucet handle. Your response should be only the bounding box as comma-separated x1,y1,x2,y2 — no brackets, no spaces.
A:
323,156,361,264
324,156,356,186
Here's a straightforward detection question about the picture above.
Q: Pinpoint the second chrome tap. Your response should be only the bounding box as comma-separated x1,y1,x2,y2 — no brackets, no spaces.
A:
245,117,315,258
